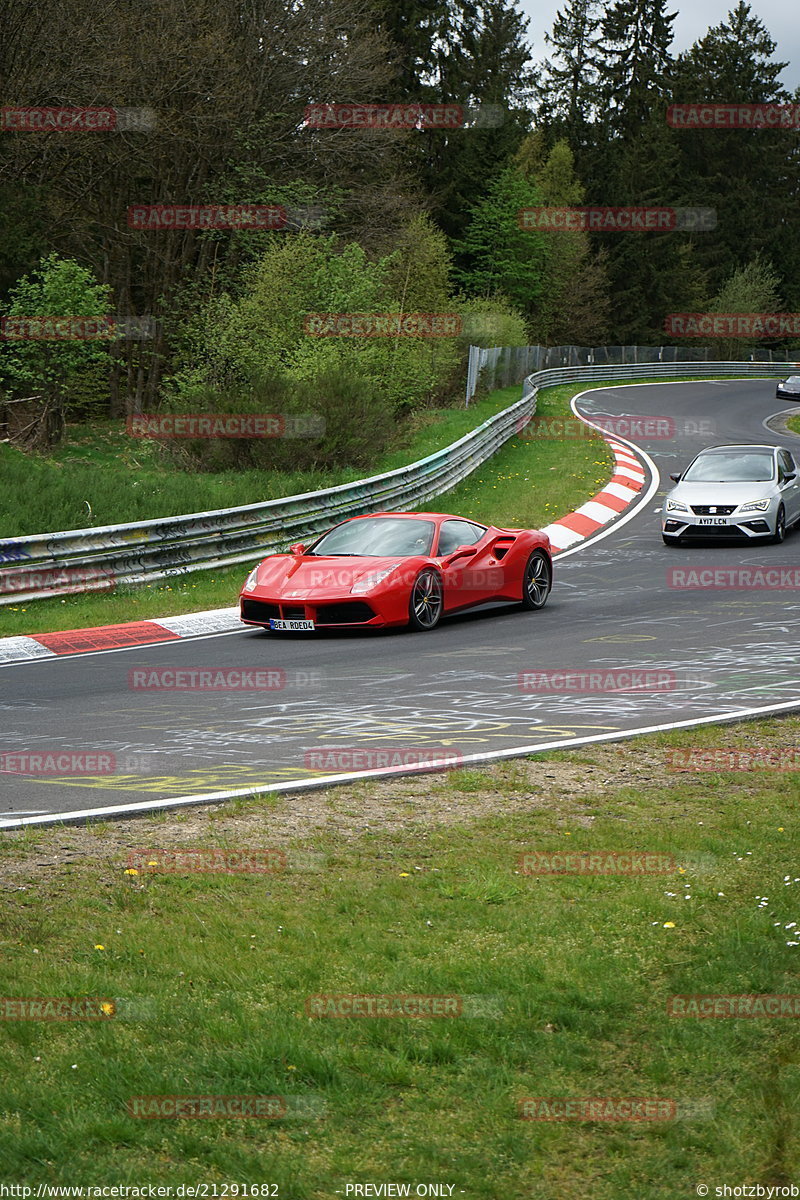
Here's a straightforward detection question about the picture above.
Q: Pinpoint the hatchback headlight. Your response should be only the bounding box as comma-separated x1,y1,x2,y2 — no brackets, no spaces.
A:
665,498,688,513
739,498,770,513
243,567,260,592
351,565,398,594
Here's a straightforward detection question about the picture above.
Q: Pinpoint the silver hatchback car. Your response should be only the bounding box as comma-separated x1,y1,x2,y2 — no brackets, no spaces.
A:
662,444,800,545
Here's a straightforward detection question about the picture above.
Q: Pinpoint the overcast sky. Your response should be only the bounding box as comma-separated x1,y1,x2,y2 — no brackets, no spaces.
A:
518,0,799,93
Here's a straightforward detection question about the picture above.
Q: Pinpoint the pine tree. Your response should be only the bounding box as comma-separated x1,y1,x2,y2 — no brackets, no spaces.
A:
535,0,604,147
380,0,536,242
597,0,677,140
452,166,548,316
516,137,611,343
669,3,798,306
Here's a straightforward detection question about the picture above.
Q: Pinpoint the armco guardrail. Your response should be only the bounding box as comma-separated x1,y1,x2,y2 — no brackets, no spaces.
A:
0,359,792,603
0,382,539,603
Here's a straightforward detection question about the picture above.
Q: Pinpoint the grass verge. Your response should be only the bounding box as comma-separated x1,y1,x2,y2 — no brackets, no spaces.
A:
0,390,518,540
1,716,799,1194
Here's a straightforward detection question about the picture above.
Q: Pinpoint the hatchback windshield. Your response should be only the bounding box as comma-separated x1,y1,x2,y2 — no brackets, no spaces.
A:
309,517,436,557
682,451,775,483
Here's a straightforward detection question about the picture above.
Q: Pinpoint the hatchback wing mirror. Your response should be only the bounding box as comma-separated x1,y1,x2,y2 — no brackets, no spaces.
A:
669,472,681,483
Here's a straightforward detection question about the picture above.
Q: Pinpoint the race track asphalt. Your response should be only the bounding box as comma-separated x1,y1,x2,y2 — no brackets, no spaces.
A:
3,378,799,827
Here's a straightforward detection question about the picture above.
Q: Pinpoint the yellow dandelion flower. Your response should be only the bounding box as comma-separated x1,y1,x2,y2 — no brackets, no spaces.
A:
94,944,105,950
399,872,411,877
124,868,139,876
663,922,676,929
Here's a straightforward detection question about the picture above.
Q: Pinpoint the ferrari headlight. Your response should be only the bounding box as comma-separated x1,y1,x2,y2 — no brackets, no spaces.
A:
351,565,398,594
739,498,770,513
243,566,260,592
665,498,688,513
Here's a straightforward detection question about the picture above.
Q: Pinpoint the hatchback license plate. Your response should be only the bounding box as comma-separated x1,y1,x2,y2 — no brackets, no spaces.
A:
697,517,728,525
269,618,315,631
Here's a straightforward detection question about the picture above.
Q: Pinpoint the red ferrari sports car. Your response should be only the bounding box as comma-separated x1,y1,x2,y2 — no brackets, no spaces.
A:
239,511,552,633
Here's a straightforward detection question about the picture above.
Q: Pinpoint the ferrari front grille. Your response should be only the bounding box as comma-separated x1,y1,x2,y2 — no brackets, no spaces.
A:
315,602,376,625
241,599,280,622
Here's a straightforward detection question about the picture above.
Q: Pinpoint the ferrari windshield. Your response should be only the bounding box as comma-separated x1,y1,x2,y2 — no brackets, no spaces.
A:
682,450,775,483
309,517,436,557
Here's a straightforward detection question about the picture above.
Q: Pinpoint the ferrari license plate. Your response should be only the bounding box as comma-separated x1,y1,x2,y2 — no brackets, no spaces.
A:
269,618,315,631
697,517,728,525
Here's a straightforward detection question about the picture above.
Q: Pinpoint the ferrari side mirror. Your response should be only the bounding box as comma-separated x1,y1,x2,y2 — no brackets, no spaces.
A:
289,543,306,555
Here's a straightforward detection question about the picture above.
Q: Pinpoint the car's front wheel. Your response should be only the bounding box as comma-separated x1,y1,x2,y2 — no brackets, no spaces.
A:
408,569,443,631
521,550,552,610
773,504,786,544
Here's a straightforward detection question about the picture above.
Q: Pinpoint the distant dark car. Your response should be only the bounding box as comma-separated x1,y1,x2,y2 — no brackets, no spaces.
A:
776,375,800,400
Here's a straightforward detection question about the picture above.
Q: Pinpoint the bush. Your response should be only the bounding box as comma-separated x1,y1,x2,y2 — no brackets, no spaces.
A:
160,366,393,473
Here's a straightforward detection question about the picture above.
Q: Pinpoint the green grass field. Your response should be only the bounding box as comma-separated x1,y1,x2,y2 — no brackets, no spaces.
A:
2,717,799,1194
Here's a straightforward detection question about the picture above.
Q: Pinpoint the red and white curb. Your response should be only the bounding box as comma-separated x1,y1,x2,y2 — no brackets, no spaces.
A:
0,608,241,665
0,439,649,667
541,439,647,552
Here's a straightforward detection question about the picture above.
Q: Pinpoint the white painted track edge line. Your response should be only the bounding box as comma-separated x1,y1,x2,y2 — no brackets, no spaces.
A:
4,695,800,830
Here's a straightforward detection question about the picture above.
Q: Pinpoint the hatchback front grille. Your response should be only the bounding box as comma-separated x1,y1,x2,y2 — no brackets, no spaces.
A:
684,524,743,538
690,504,737,516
